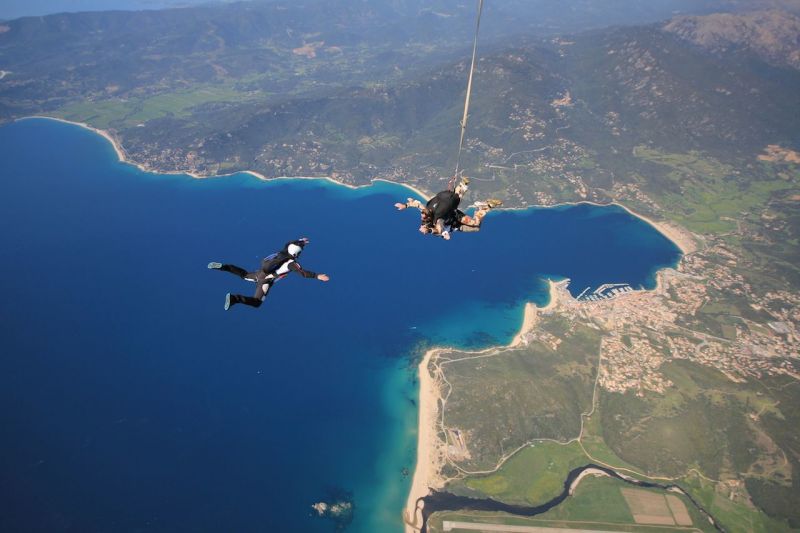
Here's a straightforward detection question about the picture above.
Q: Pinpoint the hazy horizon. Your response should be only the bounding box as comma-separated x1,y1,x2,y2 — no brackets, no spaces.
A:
1,0,773,28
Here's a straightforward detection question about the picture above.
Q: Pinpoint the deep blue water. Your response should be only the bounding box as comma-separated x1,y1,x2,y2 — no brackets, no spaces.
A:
0,118,680,532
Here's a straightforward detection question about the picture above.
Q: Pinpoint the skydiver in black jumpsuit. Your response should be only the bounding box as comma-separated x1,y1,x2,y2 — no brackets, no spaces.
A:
208,238,330,310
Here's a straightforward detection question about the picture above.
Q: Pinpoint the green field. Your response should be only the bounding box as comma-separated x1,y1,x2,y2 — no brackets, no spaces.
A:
438,320,600,471
540,475,713,530
433,473,790,533
633,147,798,234
460,442,589,505
445,357,796,532
55,86,255,130
429,476,717,533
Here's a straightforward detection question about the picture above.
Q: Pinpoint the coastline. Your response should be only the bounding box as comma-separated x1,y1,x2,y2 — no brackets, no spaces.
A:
509,279,563,348
403,346,444,533
510,302,537,348
607,202,697,255
23,115,130,165
492,202,695,256
17,116,693,255
557,200,697,255
402,266,698,531
16,116,431,201
17,116,694,532
242,170,430,202
403,280,569,533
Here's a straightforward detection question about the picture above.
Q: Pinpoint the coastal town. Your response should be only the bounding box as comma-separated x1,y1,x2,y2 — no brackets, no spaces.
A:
516,237,800,395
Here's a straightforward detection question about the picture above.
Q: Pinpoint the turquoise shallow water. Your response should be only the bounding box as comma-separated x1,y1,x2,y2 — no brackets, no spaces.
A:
0,118,680,532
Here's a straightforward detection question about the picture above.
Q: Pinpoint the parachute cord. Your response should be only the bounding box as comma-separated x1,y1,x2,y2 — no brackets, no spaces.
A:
450,0,484,191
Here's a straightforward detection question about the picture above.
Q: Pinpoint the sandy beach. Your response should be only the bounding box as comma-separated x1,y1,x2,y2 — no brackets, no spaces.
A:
510,303,537,347
403,280,570,532
400,267,688,532
558,200,697,255
404,346,445,533
509,279,567,348
23,115,129,163
17,116,432,200
612,204,697,255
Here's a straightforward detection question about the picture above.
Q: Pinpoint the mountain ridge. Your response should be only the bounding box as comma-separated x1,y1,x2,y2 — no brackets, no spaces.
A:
664,10,800,69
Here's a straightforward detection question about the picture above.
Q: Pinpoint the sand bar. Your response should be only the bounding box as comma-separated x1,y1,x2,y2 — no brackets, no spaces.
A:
568,467,610,495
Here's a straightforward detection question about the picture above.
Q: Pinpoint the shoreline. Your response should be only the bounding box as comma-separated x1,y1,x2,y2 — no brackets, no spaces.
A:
242,169,430,202
569,201,696,255
502,200,696,255
508,279,562,348
404,279,569,533
17,116,431,200
596,201,696,255
16,116,694,255
403,346,443,533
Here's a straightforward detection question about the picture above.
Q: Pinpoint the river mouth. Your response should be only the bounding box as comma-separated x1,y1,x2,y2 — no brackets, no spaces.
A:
418,464,722,533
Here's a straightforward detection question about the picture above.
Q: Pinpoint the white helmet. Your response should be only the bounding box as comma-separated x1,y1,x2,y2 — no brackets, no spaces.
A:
287,243,303,257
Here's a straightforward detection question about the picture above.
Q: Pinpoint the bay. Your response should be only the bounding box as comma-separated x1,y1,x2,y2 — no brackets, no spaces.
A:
0,118,680,532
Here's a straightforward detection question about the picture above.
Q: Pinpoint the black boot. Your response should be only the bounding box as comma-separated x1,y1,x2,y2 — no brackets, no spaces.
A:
228,294,262,309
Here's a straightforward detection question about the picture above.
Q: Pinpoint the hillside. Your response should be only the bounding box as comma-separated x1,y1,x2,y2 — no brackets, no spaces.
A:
3,8,797,198
665,10,800,69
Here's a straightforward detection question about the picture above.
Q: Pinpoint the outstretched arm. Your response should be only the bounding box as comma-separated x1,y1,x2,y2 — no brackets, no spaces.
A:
395,198,426,211
288,261,330,281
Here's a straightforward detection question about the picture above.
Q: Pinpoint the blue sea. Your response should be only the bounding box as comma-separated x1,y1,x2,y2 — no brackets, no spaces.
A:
0,118,680,532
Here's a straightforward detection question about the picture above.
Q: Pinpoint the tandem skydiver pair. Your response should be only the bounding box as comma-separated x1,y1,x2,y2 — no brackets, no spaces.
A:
394,176,501,240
